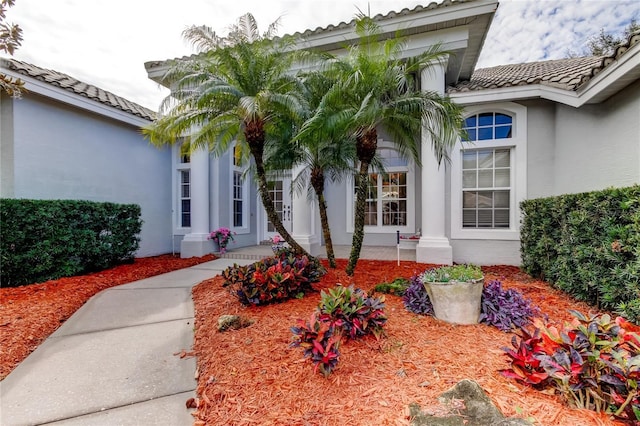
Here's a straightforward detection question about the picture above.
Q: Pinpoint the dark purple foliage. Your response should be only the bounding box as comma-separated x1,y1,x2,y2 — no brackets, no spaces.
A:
480,280,540,331
403,274,433,315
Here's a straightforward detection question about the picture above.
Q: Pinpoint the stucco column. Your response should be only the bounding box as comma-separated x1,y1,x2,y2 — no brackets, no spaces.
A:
416,60,453,265
291,166,320,255
181,146,212,258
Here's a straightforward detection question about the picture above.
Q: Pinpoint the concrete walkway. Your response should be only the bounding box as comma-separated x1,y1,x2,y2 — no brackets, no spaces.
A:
1,245,412,425
0,258,254,426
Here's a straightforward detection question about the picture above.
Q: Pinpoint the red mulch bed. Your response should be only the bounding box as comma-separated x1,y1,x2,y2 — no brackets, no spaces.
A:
0,254,215,380
1,255,628,425
191,259,625,426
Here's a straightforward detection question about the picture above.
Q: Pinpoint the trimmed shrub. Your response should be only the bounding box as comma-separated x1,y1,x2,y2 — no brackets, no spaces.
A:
520,185,640,323
1,199,142,286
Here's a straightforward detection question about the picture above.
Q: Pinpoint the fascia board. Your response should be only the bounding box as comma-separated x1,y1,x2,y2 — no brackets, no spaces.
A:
576,43,640,104
450,84,581,107
3,69,150,127
298,0,498,51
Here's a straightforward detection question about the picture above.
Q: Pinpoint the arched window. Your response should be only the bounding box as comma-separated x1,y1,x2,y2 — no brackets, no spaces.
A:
462,112,513,141
451,103,527,240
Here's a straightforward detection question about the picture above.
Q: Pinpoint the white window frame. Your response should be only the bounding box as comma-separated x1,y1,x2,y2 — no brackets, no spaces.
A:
346,142,416,233
173,143,191,234
230,144,250,234
451,102,527,240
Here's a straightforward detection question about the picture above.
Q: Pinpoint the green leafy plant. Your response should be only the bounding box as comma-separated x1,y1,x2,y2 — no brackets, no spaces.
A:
420,264,483,283
222,252,325,305
500,311,640,422
373,277,410,296
318,285,387,340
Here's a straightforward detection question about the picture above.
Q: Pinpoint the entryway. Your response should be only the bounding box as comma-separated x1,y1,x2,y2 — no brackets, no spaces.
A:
262,175,292,241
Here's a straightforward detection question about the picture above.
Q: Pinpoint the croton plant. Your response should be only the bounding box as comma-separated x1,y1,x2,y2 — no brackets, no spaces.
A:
291,285,387,377
501,311,640,422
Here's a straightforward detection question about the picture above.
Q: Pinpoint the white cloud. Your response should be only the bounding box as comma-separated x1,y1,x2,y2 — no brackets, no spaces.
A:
477,0,640,67
6,0,639,110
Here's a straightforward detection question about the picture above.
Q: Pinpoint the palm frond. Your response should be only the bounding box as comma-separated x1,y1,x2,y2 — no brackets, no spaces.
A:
182,24,226,52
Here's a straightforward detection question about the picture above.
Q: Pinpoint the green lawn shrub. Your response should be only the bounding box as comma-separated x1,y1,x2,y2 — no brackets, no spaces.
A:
520,185,640,323
1,199,142,287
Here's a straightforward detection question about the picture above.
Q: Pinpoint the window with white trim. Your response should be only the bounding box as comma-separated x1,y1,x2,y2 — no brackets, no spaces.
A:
362,172,408,226
462,148,510,228
450,103,527,240
177,145,191,229
231,144,249,232
347,144,415,233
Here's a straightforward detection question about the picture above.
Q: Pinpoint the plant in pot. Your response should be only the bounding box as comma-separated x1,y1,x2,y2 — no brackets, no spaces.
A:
420,264,484,325
208,227,235,254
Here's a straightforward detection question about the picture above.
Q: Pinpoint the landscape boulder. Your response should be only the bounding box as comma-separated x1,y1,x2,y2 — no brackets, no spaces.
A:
409,379,532,426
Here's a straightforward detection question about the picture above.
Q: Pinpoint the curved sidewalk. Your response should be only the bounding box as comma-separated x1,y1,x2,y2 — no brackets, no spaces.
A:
0,258,253,426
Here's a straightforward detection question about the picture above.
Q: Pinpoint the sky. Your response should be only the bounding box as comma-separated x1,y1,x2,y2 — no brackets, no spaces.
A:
5,0,639,111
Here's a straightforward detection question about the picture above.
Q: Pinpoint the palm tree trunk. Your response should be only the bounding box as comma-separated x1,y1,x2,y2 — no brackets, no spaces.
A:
346,160,370,275
245,119,308,256
253,152,308,256
315,188,336,268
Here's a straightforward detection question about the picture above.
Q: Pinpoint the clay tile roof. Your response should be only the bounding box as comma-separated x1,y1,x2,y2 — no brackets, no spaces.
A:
290,0,469,38
1,58,155,121
449,29,640,94
145,0,477,70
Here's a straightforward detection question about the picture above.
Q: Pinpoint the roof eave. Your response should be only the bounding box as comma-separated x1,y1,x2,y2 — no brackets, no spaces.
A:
451,42,640,108
450,84,582,107
145,0,498,88
3,68,152,127
576,40,640,104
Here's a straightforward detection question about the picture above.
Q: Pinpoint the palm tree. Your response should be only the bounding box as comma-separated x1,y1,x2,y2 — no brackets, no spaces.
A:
267,71,357,268
143,13,309,255
302,16,465,275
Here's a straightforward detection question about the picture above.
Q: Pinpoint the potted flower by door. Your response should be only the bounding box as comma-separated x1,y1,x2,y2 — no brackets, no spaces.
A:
208,227,235,254
420,264,484,325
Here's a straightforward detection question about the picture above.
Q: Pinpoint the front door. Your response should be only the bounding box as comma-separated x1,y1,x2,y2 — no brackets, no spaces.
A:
263,176,292,241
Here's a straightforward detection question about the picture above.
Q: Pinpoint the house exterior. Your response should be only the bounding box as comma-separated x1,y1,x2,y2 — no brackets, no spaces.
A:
144,0,640,265
0,59,174,257
2,0,637,265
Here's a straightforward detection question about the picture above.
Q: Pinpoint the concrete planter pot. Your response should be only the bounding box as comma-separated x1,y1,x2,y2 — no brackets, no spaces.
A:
423,277,484,325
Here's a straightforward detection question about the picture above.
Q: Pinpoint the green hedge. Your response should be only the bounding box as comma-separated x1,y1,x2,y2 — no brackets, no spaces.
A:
520,185,640,323
1,199,142,287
